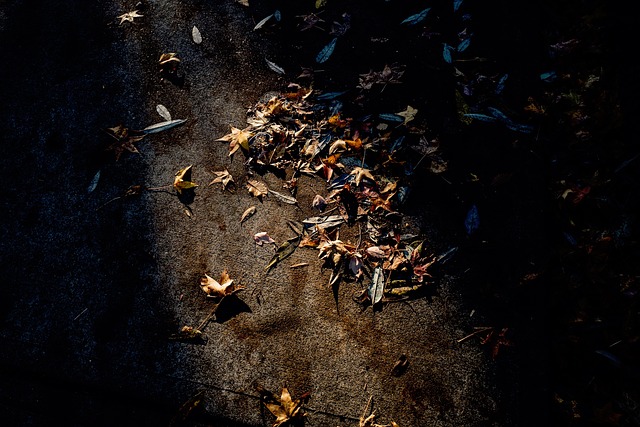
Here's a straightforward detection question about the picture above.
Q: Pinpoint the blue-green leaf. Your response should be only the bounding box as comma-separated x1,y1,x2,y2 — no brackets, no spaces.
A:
504,122,534,134
463,113,498,123
316,91,347,100
316,37,338,63
457,38,471,52
454,0,464,12
488,107,534,133
401,8,431,25
378,113,404,123
495,73,508,94
443,43,454,63
488,107,511,122
540,71,557,82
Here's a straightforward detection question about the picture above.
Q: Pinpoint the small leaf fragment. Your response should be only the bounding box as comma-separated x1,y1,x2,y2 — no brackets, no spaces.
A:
312,194,327,211
391,354,409,377
240,206,257,224
266,235,301,273
87,170,101,193
368,266,385,305
254,14,274,31
236,0,249,6
316,37,337,64
290,263,309,269
254,232,276,246
401,8,431,26
117,10,143,25
192,26,202,44
156,104,172,121
159,52,181,67
168,325,205,343
269,189,298,205
265,58,285,75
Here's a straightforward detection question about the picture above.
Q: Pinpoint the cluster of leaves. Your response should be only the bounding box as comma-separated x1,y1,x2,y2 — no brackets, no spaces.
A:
212,80,456,307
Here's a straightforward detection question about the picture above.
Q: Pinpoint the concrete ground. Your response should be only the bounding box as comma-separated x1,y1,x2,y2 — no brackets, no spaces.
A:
0,1,533,426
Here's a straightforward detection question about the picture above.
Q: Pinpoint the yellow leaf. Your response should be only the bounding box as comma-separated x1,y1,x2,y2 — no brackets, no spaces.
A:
173,165,198,194
345,137,363,150
216,126,252,156
262,387,308,427
159,52,180,66
396,105,418,125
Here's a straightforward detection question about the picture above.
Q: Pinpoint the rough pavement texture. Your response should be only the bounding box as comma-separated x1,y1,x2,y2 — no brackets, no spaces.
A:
0,1,531,426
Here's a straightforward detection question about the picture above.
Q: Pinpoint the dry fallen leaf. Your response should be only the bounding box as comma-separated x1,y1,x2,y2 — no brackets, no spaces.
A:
209,169,234,191
350,167,376,187
396,105,418,125
200,270,244,298
192,26,202,44
216,126,252,156
117,10,143,25
262,387,308,427
265,58,285,75
173,165,198,194
254,232,276,246
105,124,145,161
156,104,172,121
159,52,181,67
236,0,249,6
246,179,268,199
312,194,327,211
240,206,257,224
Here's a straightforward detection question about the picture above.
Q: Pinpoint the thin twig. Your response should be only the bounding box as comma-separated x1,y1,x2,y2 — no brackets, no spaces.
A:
196,296,226,331
73,308,88,321
456,326,493,344
146,185,173,191
413,152,429,170
95,196,122,212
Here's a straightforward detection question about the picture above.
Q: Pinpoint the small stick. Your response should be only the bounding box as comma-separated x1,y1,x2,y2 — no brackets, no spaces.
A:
146,185,173,191
196,297,226,331
95,196,122,211
73,308,88,321
457,326,493,344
